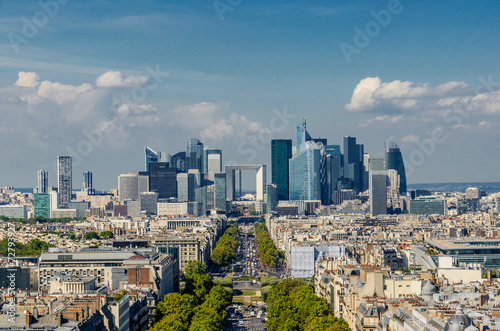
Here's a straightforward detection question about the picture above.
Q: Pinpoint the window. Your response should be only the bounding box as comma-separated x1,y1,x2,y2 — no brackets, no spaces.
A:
58,255,73,261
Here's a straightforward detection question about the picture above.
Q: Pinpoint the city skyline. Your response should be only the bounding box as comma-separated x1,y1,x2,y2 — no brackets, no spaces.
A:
1,1,500,189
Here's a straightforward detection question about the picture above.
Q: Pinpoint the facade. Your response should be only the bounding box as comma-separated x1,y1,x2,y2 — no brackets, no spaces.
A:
271,139,292,200
186,138,204,174
118,173,149,202
465,187,481,200
203,148,222,176
139,192,158,215
57,156,72,205
342,136,365,193
289,141,323,201
145,146,158,172
295,118,312,154
410,197,447,215
171,151,186,173
385,141,407,194
266,184,278,212
67,201,90,218
149,162,177,199
37,169,48,193
83,171,94,194
0,205,27,219
214,173,227,212
177,173,196,202
34,193,51,218
369,157,386,171
369,170,388,216
157,202,188,216
290,244,345,278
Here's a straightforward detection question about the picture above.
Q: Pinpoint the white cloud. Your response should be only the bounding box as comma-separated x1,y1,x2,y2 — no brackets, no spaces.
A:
401,134,420,143
95,71,148,88
15,71,40,88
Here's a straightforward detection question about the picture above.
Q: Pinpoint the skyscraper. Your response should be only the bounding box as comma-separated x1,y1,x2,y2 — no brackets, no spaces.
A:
369,157,386,171
342,136,365,193
271,139,292,200
186,138,204,174
171,151,187,173
177,173,196,202
37,169,48,193
289,141,324,201
295,119,312,154
385,141,407,194
57,156,72,205
145,146,158,172
203,148,222,174
118,172,149,202
33,193,50,218
266,184,278,213
369,170,387,216
214,173,227,212
149,162,177,199
83,171,94,194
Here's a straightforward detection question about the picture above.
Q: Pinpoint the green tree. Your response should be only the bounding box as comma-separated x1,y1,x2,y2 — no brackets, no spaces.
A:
99,231,114,239
184,274,213,303
26,238,52,255
188,306,225,331
184,261,208,280
85,232,100,240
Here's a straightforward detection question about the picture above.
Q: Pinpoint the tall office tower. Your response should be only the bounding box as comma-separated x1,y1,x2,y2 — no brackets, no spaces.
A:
171,151,186,173
149,162,177,199
324,154,341,204
385,141,407,194
465,187,481,200
369,157,386,171
33,193,50,218
386,169,400,190
363,153,370,191
145,146,159,172
186,138,204,174
159,151,170,163
214,173,227,212
57,156,72,205
140,192,158,215
83,171,94,194
312,138,327,146
369,170,388,216
118,172,149,202
289,141,324,201
266,184,278,213
203,148,222,173
295,119,312,153
342,136,365,193
177,173,196,202
37,169,48,193
195,186,208,216
271,139,292,200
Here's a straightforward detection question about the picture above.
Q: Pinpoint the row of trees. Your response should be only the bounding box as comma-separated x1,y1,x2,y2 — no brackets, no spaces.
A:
266,279,350,331
84,231,114,240
255,223,280,268
150,261,232,331
0,215,85,224
0,238,53,256
210,226,239,266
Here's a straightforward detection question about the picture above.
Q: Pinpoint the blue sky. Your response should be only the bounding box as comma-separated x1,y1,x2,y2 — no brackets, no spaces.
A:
0,0,499,190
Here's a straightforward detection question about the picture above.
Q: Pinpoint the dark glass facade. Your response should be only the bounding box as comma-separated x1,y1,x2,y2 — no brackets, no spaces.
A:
385,141,407,194
271,139,292,200
149,162,177,199
342,137,365,193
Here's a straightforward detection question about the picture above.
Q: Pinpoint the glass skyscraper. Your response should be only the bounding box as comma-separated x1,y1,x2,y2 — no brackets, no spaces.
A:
145,146,158,172
271,139,292,201
149,162,177,199
203,148,222,174
83,171,94,194
33,193,50,218
342,136,365,193
57,155,72,205
385,141,407,194
37,169,48,193
214,173,227,212
171,151,186,173
289,141,323,201
186,138,204,174
295,119,312,154
369,170,387,216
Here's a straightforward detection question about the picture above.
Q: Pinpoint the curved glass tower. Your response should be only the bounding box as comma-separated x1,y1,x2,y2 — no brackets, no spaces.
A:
385,141,407,194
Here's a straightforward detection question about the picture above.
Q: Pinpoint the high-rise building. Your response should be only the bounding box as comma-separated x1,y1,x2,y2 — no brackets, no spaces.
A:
214,173,227,212
33,193,50,218
145,146,159,172
266,184,278,213
186,138,204,174
410,197,446,216
57,156,72,205
177,173,196,202
271,139,292,201
385,141,407,194
206,152,222,181
369,170,388,216
295,119,312,154
140,192,158,215
171,151,186,173
342,136,365,193
369,157,386,171
203,148,222,174
324,145,341,204
37,169,48,194
289,141,324,201
465,187,481,200
83,171,94,194
118,172,149,202
149,162,177,199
